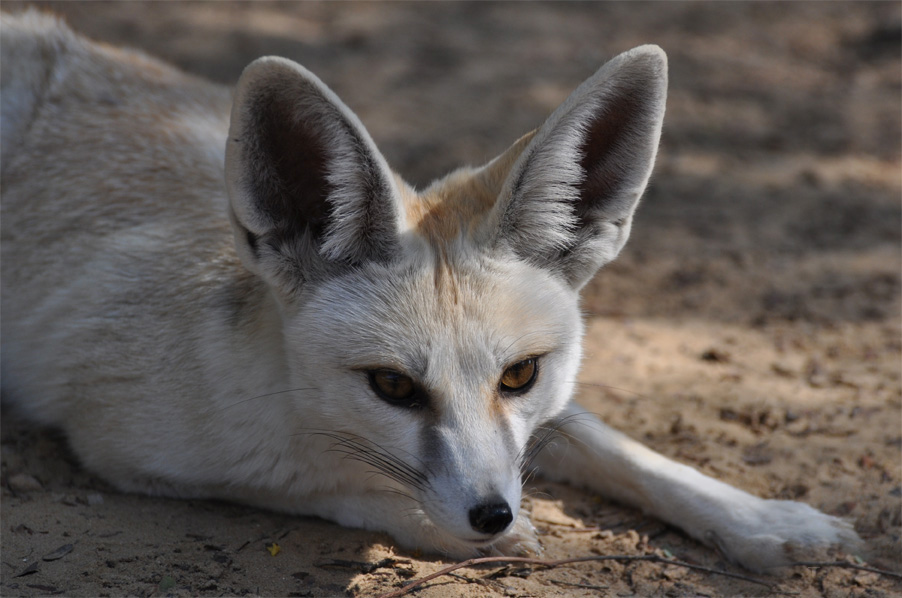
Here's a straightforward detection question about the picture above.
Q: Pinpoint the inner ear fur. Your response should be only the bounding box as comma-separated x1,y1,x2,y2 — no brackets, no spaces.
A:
225,57,403,287
242,81,334,246
494,45,668,289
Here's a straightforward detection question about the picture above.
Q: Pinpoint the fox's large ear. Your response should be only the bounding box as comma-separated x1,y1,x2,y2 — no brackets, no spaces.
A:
225,57,403,289
490,45,667,290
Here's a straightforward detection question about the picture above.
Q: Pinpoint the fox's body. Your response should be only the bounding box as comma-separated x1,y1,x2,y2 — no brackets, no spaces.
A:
1,16,281,499
1,11,859,569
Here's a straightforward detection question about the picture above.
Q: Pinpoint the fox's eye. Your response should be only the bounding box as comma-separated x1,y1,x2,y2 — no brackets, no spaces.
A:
368,370,421,408
500,358,538,394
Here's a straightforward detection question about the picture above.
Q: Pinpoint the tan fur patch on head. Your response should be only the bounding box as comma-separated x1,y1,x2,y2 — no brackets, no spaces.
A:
396,131,537,308
402,130,537,246
403,170,494,245
431,246,460,306
401,174,494,309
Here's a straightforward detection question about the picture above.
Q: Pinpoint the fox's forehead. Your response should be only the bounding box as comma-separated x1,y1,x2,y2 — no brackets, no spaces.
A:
399,169,497,245
398,130,536,246
302,254,580,378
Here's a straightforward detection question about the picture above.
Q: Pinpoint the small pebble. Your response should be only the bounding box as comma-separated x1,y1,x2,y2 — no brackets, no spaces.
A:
8,473,42,493
42,543,74,561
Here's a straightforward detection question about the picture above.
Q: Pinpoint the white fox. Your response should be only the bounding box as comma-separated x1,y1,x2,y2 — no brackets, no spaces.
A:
1,11,859,571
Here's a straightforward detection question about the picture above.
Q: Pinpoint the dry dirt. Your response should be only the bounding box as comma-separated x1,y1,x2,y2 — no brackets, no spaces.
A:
1,2,900,597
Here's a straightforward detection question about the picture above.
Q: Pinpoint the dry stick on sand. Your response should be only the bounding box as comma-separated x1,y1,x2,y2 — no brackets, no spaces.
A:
374,555,902,598
792,560,902,580
373,554,771,598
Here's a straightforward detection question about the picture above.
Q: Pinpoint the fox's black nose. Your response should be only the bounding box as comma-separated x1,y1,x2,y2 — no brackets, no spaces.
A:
468,501,513,535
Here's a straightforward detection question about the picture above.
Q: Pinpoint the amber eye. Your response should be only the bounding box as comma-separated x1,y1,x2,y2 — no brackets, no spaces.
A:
368,370,421,408
499,358,538,394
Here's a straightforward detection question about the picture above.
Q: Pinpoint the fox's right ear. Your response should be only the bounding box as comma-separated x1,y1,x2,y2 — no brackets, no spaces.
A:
488,45,668,290
225,57,403,292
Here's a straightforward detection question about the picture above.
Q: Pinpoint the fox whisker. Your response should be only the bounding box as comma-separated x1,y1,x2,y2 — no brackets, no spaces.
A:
312,431,430,493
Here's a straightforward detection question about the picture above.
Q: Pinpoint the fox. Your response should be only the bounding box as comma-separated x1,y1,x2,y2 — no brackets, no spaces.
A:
1,11,860,572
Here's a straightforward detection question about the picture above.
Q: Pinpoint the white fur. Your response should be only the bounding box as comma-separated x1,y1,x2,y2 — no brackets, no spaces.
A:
1,11,859,572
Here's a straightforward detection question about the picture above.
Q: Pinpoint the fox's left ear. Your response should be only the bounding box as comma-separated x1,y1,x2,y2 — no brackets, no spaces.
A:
490,45,667,290
224,57,404,292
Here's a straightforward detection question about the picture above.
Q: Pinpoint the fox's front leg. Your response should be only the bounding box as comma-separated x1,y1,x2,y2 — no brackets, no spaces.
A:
533,402,860,571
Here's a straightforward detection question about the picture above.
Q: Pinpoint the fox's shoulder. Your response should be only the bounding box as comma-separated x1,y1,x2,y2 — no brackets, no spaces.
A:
0,9,212,98
1,10,229,171
0,10,77,166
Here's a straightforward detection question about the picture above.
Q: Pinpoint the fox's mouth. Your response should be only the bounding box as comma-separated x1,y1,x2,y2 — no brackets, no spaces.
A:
444,532,507,554
459,532,506,545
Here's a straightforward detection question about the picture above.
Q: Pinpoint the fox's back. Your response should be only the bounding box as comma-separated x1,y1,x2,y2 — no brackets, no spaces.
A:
1,12,233,294
1,12,243,424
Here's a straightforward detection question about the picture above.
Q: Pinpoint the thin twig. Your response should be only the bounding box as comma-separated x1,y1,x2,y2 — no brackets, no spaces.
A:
549,578,610,590
792,560,902,581
373,553,772,598
446,571,510,592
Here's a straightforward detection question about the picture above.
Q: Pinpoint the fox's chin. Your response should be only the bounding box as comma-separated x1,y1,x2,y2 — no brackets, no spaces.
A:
463,535,504,547
432,537,503,560
432,528,511,556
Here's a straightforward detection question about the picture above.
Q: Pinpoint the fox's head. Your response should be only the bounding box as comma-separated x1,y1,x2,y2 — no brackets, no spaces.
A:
225,46,667,554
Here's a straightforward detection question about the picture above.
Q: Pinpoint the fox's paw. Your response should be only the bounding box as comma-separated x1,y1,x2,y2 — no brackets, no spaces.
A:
482,514,543,557
706,499,861,572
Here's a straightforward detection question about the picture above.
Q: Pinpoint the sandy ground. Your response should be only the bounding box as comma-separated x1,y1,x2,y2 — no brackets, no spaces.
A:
1,2,900,597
